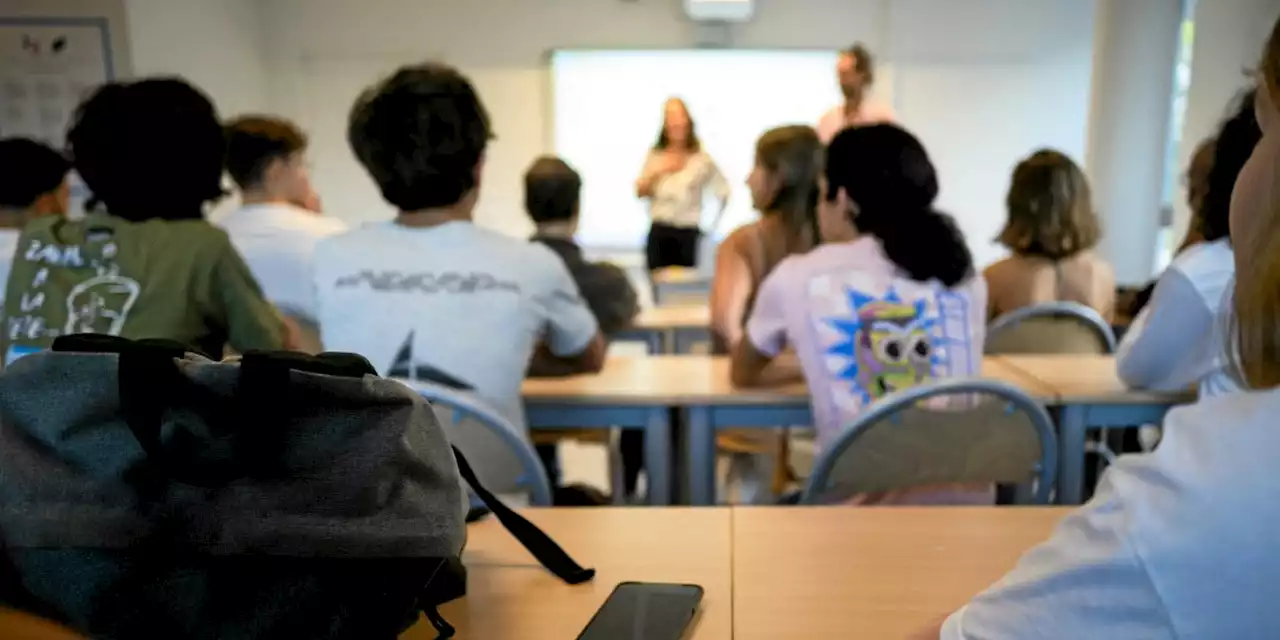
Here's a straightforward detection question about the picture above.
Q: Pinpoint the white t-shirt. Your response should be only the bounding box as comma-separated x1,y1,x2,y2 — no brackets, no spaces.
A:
1116,238,1236,397
219,202,347,321
313,220,599,490
942,388,1280,639
0,228,20,305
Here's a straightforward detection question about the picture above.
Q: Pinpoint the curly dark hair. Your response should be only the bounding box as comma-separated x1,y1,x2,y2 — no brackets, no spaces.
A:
66,78,225,221
0,138,69,209
225,115,308,190
348,62,492,211
826,124,973,287
998,149,1101,260
1199,88,1262,242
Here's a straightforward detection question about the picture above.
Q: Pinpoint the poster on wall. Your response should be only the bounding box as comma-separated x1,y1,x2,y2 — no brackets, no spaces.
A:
0,17,115,217
0,18,113,145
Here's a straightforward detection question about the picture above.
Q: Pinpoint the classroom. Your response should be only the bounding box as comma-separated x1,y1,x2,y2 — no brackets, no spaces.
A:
0,0,1277,638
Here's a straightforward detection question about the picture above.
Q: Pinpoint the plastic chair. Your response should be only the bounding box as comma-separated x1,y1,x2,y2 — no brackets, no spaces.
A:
394,378,554,506
985,301,1117,355
801,379,1058,505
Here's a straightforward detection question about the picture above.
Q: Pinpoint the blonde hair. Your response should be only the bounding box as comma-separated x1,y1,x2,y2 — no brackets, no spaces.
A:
997,149,1101,260
1228,16,1280,388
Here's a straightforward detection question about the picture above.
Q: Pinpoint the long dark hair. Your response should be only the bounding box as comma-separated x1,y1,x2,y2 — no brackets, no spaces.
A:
825,124,972,287
652,98,701,152
1199,88,1262,242
755,125,823,256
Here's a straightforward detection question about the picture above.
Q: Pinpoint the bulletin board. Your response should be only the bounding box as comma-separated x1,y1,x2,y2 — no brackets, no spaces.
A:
0,16,115,146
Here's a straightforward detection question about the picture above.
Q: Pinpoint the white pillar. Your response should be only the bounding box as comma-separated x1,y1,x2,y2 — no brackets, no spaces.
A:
1171,0,1280,243
1085,0,1183,284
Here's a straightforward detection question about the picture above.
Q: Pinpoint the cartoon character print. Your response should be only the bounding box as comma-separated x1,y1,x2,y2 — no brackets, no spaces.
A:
824,287,950,403
852,300,935,397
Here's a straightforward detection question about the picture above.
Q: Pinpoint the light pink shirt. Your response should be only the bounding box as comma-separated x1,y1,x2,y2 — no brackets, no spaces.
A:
746,237,986,449
817,100,897,144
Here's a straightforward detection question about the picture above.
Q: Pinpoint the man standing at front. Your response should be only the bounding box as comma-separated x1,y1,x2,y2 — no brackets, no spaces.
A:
817,43,896,144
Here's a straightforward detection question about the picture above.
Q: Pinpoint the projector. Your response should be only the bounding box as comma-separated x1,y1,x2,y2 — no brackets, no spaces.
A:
684,0,754,23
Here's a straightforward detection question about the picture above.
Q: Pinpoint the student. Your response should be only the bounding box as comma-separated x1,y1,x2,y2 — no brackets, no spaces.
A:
523,156,638,495
710,125,823,351
929,25,1280,637
524,156,639,358
816,43,896,144
731,124,986,455
0,138,70,304
984,150,1115,321
0,79,290,363
220,116,346,326
315,62,606,492
635,98,730,272
1116,88,1262,396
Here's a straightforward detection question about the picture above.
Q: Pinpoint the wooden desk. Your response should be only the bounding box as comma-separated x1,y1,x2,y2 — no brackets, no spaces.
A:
996,355,1195,504
523,356,1056,505
405,509,732,640
615,305,711,353
732,507,1069,639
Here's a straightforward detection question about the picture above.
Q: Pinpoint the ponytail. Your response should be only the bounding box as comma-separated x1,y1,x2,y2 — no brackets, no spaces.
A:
857,206,973,287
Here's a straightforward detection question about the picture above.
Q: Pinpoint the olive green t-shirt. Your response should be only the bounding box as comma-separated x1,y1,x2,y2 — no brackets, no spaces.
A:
2,214,287,363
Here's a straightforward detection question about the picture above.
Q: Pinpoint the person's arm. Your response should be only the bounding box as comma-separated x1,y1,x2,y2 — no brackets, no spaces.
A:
729,265,790,387
1115,268,1214,391
534,254,606,374
709,234,754,348
981,262,1004,321
635,152,664,199
211,237,293,353
704,156,732,234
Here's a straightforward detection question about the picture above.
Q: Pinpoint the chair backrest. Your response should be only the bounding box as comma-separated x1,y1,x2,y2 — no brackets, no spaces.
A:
393,378,553,506
801,379,1058,504
986,301,1116,355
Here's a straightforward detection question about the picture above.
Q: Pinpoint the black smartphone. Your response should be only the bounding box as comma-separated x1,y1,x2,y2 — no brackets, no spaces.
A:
576,582,705,640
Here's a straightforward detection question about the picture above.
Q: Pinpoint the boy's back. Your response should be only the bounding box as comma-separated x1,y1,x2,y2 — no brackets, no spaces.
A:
3,214,286,363
315,221,598,488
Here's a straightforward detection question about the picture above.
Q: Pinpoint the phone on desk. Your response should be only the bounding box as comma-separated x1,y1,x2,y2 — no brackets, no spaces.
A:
576,582,704,640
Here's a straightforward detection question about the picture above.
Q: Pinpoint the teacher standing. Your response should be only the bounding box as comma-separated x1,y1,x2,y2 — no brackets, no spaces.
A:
635,97,730,272
817,43,896,144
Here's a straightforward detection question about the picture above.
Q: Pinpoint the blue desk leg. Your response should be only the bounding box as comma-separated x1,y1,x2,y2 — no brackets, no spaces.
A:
687,406,717,505
646,406,672,505
645,331,663,355
1057,404,1089,505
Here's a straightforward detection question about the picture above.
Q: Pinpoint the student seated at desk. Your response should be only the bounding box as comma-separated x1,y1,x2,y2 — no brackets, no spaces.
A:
1,79,291,364
314,62,606,493
710,125,823,352
731,124,987,494
929,39,1280,637
220,116,346,332
1116,88,1262,397
0,138,70,304
983,150,1115,322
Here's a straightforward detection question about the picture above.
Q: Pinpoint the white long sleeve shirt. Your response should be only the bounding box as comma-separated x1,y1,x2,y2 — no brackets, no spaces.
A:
640,150,730,229
1115,238,1237,397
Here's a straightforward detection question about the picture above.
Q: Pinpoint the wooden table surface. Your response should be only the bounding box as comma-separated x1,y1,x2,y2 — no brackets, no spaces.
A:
732,507,1069,639
632,304,710,330
996,354,1195,404
523,355,1055,404
406,509,732,640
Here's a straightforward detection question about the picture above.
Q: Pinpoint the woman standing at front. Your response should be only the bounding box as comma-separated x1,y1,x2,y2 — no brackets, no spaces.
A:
635,98,730,272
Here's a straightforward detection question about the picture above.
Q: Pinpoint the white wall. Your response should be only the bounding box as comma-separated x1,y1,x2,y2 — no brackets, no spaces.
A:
124,0,268,116
260,0,1099,269
1171,0,1278,242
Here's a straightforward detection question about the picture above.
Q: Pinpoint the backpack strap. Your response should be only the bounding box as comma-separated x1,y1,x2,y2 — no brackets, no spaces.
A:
451,446,595,585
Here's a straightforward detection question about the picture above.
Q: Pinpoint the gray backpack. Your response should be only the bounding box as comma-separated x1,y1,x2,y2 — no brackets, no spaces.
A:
0,335,593,639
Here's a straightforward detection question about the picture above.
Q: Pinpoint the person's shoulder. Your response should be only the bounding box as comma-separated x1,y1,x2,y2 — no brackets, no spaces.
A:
1169,238,1233,279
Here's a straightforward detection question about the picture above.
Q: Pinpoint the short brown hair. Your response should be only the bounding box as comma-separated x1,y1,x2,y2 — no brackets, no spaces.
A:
997,149,1100,260
524,156,581,223
225,115,308,189
842,43,875,85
